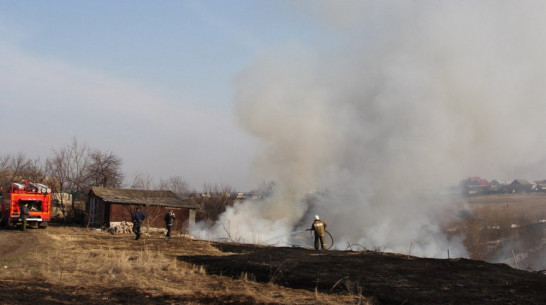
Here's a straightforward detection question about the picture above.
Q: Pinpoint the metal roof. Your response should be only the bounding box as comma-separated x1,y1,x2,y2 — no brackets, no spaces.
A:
89,186,198,209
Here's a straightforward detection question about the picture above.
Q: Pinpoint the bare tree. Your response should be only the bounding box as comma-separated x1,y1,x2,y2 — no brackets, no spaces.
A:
24,158,47,183
196,183,236,222
130,173,163,230
130,172,155,190
68,139,92,198
46,138,91,220
87,150,124,188
0,154,9,189
0,153,46,190
46,149,69,217
158,176,193,197
7,153,32,183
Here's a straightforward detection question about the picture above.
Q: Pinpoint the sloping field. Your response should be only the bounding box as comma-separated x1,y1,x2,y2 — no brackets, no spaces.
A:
0,227,364,305
1,223,546,305
181,242,546,305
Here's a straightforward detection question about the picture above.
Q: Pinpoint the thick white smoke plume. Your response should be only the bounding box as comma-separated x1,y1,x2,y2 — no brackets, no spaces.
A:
192,1,546,258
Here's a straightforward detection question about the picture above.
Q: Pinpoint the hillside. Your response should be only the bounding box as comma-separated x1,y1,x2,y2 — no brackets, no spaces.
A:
181,242,546,305
1,225,546,305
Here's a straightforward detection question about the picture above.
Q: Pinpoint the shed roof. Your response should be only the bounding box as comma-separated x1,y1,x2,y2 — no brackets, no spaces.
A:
461,177,489,187
89,187,198,209
511,179,532,186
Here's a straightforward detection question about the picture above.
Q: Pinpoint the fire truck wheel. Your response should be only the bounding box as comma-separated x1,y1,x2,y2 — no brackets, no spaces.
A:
6,219,16,229
38,221,48,229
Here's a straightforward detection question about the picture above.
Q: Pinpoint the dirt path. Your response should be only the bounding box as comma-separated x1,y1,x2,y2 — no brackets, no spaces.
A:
0,229,38,260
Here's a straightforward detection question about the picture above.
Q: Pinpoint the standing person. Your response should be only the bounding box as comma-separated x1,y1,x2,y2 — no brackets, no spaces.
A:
20,203,29,231
310,215,327,250
131,207,146,240
164,210,176,241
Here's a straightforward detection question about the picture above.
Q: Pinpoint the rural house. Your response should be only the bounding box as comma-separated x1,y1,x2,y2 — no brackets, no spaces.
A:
509,179,534,193
86,187,198,233
460,177,490,196
488,180,508,193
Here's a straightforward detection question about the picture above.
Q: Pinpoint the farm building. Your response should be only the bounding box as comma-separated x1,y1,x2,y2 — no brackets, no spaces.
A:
509,179,535,193
460,177,490,196
489,180,508,193
86,187,198,233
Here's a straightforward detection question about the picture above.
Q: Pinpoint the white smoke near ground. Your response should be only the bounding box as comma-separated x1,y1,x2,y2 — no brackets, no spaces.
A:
192,1,546,258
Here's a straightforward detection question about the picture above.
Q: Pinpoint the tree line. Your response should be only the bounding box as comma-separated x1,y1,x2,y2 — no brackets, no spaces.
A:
0,138,241,224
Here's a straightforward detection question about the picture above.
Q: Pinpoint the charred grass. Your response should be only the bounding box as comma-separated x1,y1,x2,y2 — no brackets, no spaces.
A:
0,227,366,305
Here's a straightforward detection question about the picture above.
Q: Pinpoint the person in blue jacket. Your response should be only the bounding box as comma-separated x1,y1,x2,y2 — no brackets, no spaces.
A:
131,207,146,240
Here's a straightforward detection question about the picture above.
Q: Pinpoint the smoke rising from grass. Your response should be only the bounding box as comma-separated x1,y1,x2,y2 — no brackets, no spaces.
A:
193,1,546,258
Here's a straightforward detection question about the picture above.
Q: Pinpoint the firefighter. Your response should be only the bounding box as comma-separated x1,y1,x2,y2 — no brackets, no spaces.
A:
310,215,327,250
131,207,146,240
20,203,29,231
164,210,176,241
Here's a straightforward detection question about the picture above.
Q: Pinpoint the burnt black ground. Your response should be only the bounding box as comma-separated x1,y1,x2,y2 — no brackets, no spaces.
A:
179,242,546,305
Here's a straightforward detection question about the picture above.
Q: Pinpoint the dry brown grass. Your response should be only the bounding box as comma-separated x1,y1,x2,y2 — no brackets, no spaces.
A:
449,193,546,268
466,193,546,226
0,227,367,305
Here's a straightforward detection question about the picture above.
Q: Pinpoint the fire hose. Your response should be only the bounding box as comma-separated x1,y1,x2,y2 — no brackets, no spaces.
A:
307,229,334,250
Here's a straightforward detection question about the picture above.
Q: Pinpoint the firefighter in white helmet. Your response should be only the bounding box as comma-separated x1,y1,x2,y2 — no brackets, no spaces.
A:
310,215,327,250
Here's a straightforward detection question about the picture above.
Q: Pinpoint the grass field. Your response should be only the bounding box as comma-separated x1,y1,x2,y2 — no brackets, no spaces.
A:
453,193,546,270
0,227,366,305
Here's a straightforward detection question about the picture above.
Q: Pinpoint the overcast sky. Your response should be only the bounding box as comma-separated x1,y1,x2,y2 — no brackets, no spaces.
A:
0,1,323,191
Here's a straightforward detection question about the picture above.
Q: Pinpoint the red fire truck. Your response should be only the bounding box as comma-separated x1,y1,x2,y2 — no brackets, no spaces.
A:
0,181,51,229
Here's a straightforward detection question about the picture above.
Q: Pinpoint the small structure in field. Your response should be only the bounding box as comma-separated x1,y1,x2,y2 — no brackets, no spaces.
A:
488,180,508,193
460,177,490,196
509,179,534,193
86,187,198,233
534,180,546,192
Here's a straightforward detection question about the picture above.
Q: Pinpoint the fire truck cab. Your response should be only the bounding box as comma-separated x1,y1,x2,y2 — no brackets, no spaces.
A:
1,181,51,229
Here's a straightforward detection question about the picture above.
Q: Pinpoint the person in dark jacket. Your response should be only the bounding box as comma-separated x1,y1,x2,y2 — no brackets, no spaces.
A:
310,215,327,250
164,210,176,241
131,207,146,240
20,203,29,232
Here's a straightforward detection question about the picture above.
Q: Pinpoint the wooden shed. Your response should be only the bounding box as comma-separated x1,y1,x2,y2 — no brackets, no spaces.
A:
86,187,198,233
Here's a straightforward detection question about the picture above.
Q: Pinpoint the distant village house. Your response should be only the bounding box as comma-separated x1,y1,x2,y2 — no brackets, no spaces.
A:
460,177,546,196
509,179,535,193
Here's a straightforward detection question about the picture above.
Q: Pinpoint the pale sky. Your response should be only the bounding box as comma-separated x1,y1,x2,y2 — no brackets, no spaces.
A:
3,1,546,195
0,1,323,191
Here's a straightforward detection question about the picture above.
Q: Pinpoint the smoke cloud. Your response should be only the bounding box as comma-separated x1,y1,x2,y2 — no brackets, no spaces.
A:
192,1,546,258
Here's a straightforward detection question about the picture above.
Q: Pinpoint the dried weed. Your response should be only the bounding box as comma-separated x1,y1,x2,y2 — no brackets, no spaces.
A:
1,228,366,304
